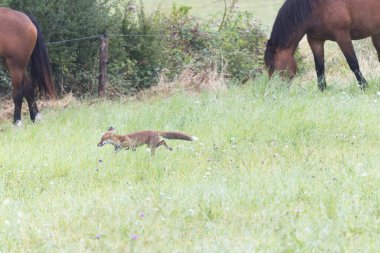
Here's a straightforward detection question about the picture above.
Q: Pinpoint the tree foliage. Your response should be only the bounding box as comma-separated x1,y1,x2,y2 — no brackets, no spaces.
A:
1,0,268,95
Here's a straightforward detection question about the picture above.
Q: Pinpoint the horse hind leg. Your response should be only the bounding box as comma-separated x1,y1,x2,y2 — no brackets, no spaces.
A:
7,62,25,125
7,58,40,124
23,76,39,122
335,33,368,89
371,33,380,63
12,87,24,126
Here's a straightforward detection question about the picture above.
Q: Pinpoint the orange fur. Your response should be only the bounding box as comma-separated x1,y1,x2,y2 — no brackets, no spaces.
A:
97,127,196,155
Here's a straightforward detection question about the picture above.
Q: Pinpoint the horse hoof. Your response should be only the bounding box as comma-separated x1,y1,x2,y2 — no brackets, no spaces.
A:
35,113,42,122
359,83,368,90
318,84,327,91
14,120,23,127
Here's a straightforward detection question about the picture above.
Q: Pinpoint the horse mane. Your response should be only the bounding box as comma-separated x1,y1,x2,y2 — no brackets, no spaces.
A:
268,0,314,49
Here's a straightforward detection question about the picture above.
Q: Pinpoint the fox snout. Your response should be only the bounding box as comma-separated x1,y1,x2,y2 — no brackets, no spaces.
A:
97,141,105,147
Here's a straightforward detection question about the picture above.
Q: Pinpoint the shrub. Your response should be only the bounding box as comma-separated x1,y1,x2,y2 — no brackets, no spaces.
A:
3,0,268,96
109,1,267,95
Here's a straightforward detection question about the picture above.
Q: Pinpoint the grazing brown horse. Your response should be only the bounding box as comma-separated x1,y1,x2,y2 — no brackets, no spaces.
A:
264,0,380,91
0,7,55,125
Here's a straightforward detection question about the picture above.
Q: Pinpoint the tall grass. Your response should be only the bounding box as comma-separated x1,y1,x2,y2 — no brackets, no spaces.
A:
142,0,283,25
1,3,380,250
1,1,380,251
0,73,379,251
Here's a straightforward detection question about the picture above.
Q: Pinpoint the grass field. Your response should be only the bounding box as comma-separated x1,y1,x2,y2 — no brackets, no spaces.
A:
1,0,380,251
0,74,379,251
142,0,283,25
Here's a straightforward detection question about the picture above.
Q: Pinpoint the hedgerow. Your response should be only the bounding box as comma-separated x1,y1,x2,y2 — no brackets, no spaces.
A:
2,0,267,96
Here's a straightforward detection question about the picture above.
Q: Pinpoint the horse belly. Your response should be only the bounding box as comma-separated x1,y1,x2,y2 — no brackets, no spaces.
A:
350,21,380,39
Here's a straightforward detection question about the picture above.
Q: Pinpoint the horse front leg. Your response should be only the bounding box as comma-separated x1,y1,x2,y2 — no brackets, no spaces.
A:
336,33,368,89
307,35,326,91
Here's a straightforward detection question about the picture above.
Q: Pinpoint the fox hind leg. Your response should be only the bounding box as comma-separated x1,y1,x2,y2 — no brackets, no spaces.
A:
149,140,172,155
157,140,172,151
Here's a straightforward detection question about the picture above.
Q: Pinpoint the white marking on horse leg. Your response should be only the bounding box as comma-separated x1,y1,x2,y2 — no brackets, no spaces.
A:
14,120,23,127
35,113,42,122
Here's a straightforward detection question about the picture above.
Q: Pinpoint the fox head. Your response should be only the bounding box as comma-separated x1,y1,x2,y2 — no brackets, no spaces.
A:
97,127,116,147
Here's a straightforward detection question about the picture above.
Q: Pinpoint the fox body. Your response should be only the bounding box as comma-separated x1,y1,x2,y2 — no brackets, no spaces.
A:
98,127,197,155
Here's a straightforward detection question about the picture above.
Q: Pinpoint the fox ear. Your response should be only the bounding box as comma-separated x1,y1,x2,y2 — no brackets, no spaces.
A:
107,127,115,132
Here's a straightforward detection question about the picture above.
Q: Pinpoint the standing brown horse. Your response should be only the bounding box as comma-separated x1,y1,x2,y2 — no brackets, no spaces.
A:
0,7,55,125
264,0,380,91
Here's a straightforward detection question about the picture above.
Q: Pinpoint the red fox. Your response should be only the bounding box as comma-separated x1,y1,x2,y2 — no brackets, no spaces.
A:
97,127,197,155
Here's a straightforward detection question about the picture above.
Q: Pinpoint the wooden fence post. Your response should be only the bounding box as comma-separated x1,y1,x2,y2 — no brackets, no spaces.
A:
98,34,109,97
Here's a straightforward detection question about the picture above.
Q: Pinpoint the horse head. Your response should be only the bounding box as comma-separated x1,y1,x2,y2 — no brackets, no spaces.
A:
264,39,297,78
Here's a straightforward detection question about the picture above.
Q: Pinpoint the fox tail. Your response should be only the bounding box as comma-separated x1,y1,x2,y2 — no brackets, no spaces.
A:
159,131,198,141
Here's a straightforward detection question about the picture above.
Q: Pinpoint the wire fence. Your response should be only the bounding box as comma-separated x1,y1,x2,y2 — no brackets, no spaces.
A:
46,32,223,46
47,35,103,45
1,24,267,98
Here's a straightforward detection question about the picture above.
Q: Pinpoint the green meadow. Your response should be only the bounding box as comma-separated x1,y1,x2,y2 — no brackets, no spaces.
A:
1,0,380,251
0,75,379,251
142,0,283,25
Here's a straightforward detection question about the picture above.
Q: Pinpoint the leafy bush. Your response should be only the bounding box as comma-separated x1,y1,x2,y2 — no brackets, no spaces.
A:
111,1,267,94
210,10,267,81
8,0,119,95
0,66,11,93
3,0,267,96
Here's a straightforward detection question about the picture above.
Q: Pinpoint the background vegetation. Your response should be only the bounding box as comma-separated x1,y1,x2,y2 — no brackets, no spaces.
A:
1,0,380,252
0,0,268,95
143,0,283,25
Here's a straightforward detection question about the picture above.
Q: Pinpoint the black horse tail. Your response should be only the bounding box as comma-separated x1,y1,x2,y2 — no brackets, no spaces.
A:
28,15,56,98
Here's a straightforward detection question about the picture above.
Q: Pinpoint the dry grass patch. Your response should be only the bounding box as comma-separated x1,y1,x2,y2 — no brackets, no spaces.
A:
0,93,77,121
134,66,227,100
